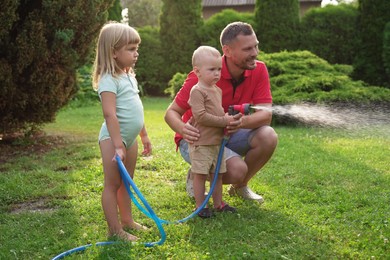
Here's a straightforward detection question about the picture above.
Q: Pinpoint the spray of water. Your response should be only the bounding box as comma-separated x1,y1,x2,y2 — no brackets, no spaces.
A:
254,103,390,133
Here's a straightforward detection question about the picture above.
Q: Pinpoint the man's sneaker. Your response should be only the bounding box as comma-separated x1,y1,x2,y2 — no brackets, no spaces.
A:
228,185,264,204
215,202,237,213
186,169,194,198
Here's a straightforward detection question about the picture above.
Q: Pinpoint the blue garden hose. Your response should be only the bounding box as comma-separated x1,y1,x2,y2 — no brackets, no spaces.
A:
52,137,228,259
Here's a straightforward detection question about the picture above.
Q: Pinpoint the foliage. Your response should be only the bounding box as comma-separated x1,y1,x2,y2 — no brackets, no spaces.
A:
352,0,390,88
164,51,390,105
255,0,300,52
159,0,203,84
108,0,123,22
0,0,113,136
383,22,390,82
122,0,162,28
137,26,166,96
198,9,255,52
71,65,100,107
164,72,188,99
261,51,390,104
300,4,358,65
0,98,389,259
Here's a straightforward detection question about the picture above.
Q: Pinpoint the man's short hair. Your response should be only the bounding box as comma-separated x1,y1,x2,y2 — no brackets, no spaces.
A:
220,22,255,46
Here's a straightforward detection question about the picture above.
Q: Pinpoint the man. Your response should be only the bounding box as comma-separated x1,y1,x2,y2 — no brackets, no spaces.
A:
164,22,278,203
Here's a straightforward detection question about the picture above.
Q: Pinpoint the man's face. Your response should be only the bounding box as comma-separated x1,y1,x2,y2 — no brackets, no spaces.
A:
225,33,259,70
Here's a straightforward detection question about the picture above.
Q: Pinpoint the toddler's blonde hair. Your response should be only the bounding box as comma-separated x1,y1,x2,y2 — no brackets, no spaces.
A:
192,46,221,68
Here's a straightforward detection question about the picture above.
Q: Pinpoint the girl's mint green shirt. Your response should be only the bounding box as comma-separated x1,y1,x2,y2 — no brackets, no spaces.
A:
98,73,144,147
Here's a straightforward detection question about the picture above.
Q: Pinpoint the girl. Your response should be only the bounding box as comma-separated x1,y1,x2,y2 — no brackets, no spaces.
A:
92,22,152,241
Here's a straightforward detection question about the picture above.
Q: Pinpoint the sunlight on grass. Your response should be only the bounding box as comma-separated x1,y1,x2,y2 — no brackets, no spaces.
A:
1,97,389,259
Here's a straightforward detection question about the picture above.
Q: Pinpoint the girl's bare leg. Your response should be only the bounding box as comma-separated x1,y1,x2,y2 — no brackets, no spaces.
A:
100,139,138,241
118,141,147,230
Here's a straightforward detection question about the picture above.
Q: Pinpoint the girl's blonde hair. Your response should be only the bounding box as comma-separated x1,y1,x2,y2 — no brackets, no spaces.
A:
92,21,141,90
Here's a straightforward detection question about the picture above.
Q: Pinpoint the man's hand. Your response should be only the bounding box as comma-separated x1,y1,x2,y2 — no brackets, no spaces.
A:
181,117,200,144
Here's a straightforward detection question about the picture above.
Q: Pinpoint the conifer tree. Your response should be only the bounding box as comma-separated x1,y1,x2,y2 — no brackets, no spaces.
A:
352,0,390,87
255,0,300,53
0,0,113,135
159,0,203,81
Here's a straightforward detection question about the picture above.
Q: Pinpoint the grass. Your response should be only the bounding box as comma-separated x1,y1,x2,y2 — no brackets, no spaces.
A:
0,97,389,259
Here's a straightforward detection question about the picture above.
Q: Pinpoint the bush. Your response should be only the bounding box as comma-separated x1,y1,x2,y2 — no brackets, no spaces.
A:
108,0,122,22
71,65,100,107
352,0,390,88
164,51,390,105
260,51,390,104
0,0,113,135
164,72,187,99
137,26,166,96
160,0,203,85
300,4,358,65
383,22,390,86
198,9,255,52
255,0,300,52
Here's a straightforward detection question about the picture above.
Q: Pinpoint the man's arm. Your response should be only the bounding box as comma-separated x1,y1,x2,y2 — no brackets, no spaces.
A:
164,101,200,144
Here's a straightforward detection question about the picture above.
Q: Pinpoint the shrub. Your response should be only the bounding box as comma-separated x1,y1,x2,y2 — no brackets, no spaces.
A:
160,0,203,84
255,0,300,52
300,4,358,65
71,65,99,107
164,51,390,105
260,51,390,104
352,0,390,88
108,0,122,22
0,0,113,135
164,72,187,99
198,9,255,52
383,22,390,86
137,26,166,96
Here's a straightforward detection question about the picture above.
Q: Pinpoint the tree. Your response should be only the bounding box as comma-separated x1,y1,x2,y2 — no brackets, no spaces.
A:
0,0,113,136
122,0,162,28
383,22,390,85
255,0,300,53
108,0,123,22
300,4,358,65
159,0,203,82
198,9,255,53
352,0,390,87
136,26,165,95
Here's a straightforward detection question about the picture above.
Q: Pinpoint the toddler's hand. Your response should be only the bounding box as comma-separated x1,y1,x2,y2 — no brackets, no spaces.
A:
225,113,243,134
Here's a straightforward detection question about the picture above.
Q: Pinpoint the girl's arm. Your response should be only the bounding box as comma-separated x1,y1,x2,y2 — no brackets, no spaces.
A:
100,92,126,161
139,125,152,156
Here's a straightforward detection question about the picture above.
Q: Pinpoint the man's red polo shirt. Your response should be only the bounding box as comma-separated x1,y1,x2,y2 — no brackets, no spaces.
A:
174,55,272,146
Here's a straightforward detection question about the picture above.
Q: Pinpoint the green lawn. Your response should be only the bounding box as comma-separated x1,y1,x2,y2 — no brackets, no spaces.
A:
0,97,389,259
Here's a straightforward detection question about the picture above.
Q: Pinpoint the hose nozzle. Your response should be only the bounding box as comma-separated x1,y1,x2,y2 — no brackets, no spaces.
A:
228,103,251,115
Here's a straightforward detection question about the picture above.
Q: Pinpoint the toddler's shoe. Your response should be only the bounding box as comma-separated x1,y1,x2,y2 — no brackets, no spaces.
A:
215,202,237,213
